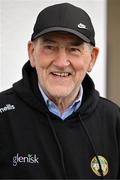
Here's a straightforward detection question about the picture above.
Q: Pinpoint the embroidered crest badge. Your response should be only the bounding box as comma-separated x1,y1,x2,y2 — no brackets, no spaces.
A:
91,155,108,176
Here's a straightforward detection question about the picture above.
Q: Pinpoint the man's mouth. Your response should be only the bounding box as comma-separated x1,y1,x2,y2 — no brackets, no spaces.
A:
51,72,71,77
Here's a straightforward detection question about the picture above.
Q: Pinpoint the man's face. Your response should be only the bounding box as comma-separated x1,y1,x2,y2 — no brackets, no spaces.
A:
28,32,98,101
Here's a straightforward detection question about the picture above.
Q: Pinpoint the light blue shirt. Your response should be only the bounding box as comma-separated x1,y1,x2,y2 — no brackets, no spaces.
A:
38,84,83,120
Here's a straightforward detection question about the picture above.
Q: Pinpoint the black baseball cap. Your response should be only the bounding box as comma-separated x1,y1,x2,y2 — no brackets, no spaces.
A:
31,3,95,46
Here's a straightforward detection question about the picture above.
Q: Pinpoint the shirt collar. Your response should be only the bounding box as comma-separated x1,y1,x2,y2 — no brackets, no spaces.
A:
38,83,83,109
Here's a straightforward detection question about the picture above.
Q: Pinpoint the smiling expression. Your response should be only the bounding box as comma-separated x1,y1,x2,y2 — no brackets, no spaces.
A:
28,32,99,107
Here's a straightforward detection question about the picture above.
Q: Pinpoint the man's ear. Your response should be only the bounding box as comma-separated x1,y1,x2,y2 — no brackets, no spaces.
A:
27,41,36,67
88,47,99,72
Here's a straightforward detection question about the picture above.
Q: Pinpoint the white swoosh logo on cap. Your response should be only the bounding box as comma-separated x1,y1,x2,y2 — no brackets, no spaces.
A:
78,23,87,29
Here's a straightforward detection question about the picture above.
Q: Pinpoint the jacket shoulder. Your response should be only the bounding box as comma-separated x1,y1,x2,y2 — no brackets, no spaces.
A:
99,96,120,113
0,87,14,96
0,88,14,102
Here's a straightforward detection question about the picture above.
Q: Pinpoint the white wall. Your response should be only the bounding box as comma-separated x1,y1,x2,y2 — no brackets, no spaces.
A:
0,0,107,97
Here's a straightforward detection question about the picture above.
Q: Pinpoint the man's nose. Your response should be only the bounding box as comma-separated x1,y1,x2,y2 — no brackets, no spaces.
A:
53,48,70,68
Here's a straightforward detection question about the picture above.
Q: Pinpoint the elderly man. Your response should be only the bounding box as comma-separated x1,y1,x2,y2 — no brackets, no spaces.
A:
0,3,120,179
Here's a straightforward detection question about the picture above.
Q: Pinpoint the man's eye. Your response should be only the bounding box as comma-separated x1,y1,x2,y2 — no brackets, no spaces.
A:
70,47,80,52
45,45,55,50
69,47,81,55
43,45,57,54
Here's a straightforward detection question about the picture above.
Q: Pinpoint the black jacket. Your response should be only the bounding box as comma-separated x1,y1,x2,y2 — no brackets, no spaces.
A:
0,61,120,179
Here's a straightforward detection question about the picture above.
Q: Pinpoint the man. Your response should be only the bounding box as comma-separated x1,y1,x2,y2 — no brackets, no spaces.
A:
0,2,120,179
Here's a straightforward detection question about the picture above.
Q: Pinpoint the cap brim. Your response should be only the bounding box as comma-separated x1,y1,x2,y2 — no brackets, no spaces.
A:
32,27,90,43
